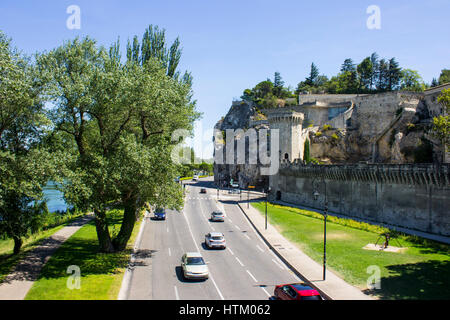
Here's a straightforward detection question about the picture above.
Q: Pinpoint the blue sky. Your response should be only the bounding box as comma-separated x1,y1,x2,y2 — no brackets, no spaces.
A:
1,0,449,158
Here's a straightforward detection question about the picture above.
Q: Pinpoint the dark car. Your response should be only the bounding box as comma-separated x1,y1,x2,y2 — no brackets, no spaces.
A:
274,283,322,300
154,208,166,220
200,188,207,194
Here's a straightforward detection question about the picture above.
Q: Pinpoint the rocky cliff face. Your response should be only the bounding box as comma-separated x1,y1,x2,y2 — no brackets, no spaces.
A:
214,88,448,187
213,100,270,188
309,91,444,164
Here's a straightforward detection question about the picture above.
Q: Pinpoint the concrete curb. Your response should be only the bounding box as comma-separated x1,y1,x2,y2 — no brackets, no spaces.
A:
117,210,151,300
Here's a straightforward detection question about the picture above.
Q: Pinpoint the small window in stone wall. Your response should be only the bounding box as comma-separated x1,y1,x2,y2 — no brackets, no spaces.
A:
284,153,289,160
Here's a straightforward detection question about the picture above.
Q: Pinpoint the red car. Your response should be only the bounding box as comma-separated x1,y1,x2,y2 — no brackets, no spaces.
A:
274,283,323,300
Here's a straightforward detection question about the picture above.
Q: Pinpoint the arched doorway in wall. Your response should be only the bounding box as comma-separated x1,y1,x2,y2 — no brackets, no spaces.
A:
276,191,281,201
284,153,289,161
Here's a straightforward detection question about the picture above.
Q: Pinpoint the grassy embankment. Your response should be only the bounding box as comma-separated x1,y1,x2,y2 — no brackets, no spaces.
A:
24,209,144,300
252,202,450,300
0,213,85,283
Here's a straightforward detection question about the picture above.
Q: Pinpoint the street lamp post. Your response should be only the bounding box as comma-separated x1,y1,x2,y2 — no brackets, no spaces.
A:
265,187,271,230
313,179,328,281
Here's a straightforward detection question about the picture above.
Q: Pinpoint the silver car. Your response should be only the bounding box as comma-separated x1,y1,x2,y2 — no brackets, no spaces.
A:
210,211,225,222
181,252,209,280
205,232,226,249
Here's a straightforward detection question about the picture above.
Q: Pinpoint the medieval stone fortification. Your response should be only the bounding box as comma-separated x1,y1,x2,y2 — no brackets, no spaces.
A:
213,84,450,237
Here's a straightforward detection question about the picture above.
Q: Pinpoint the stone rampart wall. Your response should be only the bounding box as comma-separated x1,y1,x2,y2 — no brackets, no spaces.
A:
270,162,450,236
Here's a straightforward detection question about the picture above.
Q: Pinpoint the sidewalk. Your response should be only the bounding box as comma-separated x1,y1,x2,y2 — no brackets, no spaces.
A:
0,213,94,300
236,201,374,300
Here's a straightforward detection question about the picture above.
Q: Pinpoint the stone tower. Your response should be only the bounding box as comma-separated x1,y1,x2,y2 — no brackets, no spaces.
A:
267,110,304,162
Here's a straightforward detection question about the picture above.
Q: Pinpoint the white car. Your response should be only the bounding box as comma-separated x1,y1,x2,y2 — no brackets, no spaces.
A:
192,175,199,181
210,211,225,222
181,252,209,280
205,232,226,249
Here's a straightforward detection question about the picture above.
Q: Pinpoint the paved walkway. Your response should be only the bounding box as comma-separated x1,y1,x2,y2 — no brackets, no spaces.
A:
236,201,374,300
0,214,94,300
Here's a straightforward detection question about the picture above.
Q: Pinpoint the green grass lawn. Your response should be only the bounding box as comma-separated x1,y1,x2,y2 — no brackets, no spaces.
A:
0,215,84,284
24,209,144,300
252,202,450,300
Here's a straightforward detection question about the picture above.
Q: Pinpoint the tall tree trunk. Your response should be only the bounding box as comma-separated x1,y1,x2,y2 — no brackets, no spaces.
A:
94,208,115,253
12,236,22,255
112,195,140,251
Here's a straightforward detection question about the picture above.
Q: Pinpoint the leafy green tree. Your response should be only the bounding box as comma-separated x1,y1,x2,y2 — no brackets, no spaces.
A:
400,69,425,92
303,139,310,163
387,58,402,91
37,32,199,252
357,57,373,92
376,58,389,92
253,80,274,99
369,52,379,91
431,78,439,87
341,58,356,73
0,31,58,254
305,62,319,87
273,72,285,97
431,89,450,156
438,69,450,85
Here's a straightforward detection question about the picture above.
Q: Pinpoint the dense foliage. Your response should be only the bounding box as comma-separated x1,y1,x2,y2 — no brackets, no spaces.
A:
241,53,448,109
0,26,200,254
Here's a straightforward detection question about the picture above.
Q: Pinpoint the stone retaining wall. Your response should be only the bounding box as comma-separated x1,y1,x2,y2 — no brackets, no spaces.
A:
269,162,450,236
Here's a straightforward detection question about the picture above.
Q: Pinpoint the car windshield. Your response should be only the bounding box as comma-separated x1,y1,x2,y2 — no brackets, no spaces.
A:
155,208,164,213
213,212,223,216
211,236,223,240
186,257,205,265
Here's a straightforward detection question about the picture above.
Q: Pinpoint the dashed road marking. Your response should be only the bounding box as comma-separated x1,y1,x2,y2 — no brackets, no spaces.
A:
246,270,258,283
235,257,245,267
174,286,179,300
261,287,271,297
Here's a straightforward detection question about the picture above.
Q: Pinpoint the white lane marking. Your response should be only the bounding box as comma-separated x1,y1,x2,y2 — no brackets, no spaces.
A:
271,258,284,270
166,227,169,233
235,225,241,231
228,248,234,256
244,234,251,240
235,257,245,267
261,287,271,297
168,248,171,256
228,218,233,223
269,250,288,271
246,270,258,283
256,244,264,253
174,286,179,300
183,203,225,300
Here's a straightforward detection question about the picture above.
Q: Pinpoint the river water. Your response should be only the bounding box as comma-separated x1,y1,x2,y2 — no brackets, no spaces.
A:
42,181,69,213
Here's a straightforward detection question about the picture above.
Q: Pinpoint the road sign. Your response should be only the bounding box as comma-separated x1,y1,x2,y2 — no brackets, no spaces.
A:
248,186,255,189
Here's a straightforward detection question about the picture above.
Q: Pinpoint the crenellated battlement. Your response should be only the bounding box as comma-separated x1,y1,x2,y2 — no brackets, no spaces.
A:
278,161,450,187
267,110,304,124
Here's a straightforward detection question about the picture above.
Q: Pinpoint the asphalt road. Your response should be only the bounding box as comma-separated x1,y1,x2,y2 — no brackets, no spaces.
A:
126,177,301,300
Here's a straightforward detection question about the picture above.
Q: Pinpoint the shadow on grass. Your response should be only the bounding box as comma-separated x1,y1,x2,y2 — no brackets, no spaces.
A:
364,260,450,300
34,218,130,281
36,238,131,281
